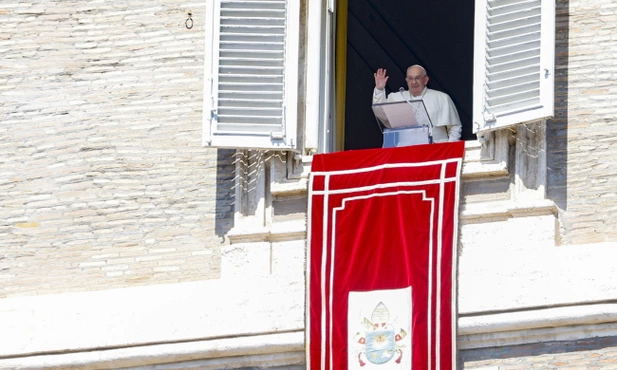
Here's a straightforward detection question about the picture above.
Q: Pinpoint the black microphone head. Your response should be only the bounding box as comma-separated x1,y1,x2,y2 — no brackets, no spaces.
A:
399,87,405,92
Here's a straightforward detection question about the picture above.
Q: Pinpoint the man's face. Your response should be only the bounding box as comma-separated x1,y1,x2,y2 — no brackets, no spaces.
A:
406,67,429,96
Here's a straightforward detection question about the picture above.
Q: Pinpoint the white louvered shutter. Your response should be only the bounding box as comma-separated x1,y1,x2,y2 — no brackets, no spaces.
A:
203,0,299,149
472,0,555,133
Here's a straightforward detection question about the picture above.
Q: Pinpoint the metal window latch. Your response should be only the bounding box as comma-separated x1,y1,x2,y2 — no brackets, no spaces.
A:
478,133,489,149
327,0,334,12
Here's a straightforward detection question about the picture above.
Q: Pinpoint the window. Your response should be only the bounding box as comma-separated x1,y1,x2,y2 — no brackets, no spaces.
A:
202,0,300,150
203,0,555,153
472,0,555,133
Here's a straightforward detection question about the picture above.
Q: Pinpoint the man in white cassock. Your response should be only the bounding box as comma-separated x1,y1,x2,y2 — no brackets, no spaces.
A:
373,64,462,142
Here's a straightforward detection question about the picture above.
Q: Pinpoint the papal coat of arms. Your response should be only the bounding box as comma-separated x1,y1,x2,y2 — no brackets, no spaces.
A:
352,302,408,367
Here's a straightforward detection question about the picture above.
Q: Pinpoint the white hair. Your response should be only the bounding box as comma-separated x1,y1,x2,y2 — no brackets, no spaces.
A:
407,64,427,76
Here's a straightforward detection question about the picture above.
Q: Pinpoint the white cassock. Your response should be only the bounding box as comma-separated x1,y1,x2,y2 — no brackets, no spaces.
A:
373,87,462,142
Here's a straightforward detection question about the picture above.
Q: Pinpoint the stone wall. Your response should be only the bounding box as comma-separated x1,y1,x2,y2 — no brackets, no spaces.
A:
0,1,233,298
2,0,617,367
548,0,617,245
461,335,617,369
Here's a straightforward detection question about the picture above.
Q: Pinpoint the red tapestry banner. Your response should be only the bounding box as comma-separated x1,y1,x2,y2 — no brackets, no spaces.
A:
307,142,465,370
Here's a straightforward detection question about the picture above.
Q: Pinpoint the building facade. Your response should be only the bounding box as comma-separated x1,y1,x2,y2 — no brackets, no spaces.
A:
1,0,617,369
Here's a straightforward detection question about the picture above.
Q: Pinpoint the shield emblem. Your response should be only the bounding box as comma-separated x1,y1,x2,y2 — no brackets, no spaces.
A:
365,329,396,364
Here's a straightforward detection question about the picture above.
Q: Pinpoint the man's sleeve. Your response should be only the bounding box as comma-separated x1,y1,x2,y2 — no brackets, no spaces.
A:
373,87,386,104
446,95,462,141
447,123,462,141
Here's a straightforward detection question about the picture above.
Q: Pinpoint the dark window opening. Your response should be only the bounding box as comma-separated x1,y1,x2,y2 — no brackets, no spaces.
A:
344,0,476,150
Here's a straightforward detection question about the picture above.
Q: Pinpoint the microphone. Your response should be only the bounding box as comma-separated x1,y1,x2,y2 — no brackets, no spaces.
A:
399,87,405,93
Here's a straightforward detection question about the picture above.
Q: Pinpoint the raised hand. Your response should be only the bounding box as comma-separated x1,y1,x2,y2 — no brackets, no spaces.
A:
374,68,389,90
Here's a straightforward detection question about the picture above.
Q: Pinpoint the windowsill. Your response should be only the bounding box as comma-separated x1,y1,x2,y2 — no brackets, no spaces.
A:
230,134,513,244
227,219,307,244
461,135,509,178
460,198,557,224
271,136,510,198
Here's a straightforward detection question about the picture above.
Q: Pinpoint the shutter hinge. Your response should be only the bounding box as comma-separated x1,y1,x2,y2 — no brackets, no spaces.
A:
483,111,496,123
210,110,218,122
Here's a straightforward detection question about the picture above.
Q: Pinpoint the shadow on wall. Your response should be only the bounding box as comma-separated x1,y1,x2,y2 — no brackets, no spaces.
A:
547,0,569,213
215,149,236,240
